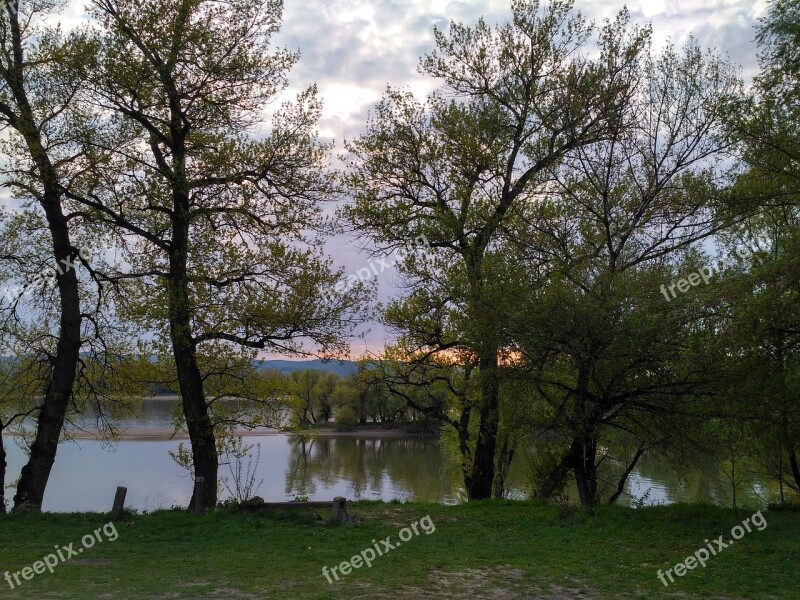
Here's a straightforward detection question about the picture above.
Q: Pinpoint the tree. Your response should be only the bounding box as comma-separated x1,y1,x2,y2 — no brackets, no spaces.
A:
713,211,800,501
724,0,800,209
344,0,650,499
0,0,99,510
329,373,364,424
69,0,363,510
314,372,339,423
507,38,740,508
288,370,321,425
716,0,800,502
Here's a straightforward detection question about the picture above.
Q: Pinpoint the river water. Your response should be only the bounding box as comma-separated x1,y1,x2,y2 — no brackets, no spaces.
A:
3,398,764,512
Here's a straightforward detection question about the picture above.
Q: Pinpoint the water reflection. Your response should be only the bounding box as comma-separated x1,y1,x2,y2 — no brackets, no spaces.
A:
4,434,463,512
2,398,768,512
283,436,460,503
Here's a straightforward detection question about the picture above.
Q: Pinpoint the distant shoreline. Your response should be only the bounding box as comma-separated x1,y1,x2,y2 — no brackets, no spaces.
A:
8,395,440,440
9,424,439,441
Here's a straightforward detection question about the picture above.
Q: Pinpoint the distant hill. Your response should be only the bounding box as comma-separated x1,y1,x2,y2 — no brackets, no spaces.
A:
255,359,359,377
1,355,360,382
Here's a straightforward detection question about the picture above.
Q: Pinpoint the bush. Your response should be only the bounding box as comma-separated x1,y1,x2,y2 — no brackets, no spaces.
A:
527,445,570,505
335,406,359,430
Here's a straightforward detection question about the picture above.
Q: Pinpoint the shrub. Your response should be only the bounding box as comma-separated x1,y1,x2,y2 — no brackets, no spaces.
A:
335,406,359,430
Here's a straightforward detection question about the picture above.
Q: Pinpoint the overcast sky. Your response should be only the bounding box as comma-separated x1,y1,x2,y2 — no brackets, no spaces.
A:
33,0,770,359
270,0,768,358
276,0,765,143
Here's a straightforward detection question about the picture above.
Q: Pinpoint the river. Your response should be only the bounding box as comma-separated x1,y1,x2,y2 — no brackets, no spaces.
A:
3,398,765,512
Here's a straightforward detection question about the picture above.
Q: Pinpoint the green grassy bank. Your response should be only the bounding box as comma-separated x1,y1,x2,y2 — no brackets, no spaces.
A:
1,501,797,599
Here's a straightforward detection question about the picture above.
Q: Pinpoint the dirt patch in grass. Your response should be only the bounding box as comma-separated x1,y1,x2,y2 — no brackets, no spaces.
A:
352,565,602,599
365,506,417,528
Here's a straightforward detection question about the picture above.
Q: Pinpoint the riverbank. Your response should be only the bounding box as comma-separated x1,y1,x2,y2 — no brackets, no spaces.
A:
9,422,440,441
1,501,797,599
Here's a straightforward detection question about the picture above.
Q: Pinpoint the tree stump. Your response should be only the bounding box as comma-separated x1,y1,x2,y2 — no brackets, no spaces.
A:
111,486,127,520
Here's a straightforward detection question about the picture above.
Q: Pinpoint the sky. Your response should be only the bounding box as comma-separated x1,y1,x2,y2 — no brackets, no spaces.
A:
18,0,771,359
270,0,768,357
276,0,766,145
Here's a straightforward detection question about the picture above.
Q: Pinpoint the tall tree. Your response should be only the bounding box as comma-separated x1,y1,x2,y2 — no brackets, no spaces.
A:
345,0,650,499
507,38,740,507
72,0,363,510
717,0,800,501
725,0,800,208
0,0,97,510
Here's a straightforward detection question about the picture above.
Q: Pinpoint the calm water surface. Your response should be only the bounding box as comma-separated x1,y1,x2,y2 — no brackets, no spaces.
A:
4,398,760,512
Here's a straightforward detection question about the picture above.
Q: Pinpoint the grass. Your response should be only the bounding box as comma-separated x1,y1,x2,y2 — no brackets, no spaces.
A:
0,500,798,599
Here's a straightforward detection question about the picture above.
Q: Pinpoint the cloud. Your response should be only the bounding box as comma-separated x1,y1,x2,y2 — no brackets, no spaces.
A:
270,0,763,356
5,0,765,358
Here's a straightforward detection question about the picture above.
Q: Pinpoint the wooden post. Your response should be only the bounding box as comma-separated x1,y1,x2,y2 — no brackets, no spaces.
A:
110,486,127,520
332,496,347,522
194,476,204,515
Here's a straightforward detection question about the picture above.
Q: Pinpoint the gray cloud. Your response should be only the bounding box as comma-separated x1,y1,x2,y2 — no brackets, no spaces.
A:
270,0,765,356
6,1,766,357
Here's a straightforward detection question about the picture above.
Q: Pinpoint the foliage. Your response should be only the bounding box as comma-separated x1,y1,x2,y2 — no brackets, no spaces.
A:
54,0,369,510
1,0,799,519
334,405,358,431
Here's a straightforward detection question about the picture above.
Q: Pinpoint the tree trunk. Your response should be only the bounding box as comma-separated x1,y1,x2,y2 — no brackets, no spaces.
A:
173,327,218,512
572,435,598,509
607,443,646,505
3,8,83,511
163,89,219,512
493,434,515,499
0,431,7,513
10,83,82,511
12,223,82,511
789,449,800,493
168,221,218,512
536,439,580,500
358,391,368,424
465,354,500,500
